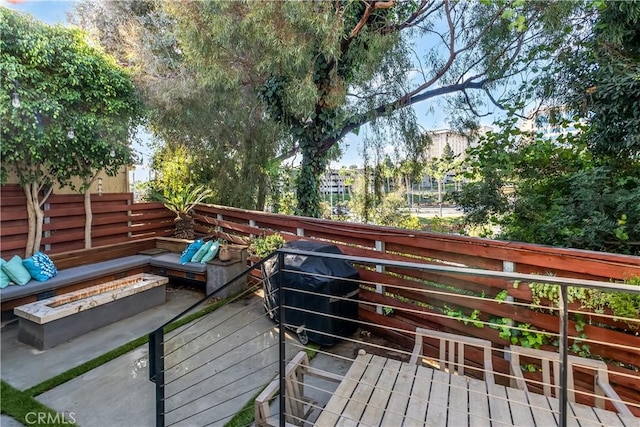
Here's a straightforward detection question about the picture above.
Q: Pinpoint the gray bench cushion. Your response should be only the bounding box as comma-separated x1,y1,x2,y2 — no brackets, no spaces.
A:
0,255,152,301
149,253,207,274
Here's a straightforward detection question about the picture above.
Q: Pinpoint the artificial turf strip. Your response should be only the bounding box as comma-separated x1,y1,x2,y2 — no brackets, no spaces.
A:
25,286,258,397
1,380,77,427
224,388,264,427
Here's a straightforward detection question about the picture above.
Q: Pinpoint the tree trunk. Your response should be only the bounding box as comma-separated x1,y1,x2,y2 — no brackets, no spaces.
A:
34,196,44,254
438,179,443,217
295,142,326,218
23,183,52,257
174,215,195,240
84,188,93,249
256,172,267,211
22,184,36,258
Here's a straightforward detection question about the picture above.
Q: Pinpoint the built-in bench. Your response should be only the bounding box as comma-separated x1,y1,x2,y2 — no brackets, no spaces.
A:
0,237,249,315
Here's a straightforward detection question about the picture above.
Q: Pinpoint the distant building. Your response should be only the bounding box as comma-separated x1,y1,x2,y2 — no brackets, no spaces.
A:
423,126,492,160
420,126,492,187
319,169,350,195
519,107,583,139
320,127,493,195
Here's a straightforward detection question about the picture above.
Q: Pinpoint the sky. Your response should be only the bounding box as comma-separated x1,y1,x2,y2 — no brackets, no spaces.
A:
3,0,497,168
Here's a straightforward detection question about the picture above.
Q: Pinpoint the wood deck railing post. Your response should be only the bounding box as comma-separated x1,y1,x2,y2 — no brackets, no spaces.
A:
503,261,516,331
216,214,223,235
249,220,256,239
375,240,385,315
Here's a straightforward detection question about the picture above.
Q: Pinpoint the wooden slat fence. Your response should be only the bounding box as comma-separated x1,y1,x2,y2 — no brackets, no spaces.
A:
0,184,175,258
193,203,640,415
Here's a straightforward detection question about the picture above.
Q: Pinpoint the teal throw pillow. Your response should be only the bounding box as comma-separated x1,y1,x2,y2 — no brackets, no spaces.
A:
191,240,213,263
0,259,12,288
180,239,204,265
23,251,58,282
2,255,32,286
200,241,220,263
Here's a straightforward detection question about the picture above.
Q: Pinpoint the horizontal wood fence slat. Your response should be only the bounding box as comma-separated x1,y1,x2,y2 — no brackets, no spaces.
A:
0,185,173,258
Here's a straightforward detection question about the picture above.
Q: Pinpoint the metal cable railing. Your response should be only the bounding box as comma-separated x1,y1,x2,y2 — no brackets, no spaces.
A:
268,248,639,427
149,248,639,427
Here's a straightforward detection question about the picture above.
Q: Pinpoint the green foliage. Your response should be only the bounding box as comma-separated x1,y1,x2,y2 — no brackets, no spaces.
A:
419,216,465,234
250,233,286,258
115,0,578,218
150,184,213,218
73,1,285,212
529,277,640,330
348,176,421,230
444,306,484,328
0,8,142,189
454,116,640,255
1,8,142,255
488,317,548,349
454,2,640,255
495,290,509,302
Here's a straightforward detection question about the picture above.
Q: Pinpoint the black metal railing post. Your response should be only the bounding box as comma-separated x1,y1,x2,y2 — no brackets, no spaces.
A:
149,329,165,427
278,251,286,427
558,283,569,427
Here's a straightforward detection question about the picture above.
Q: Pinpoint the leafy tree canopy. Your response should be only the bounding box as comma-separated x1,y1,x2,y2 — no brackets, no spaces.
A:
0,7,142,255
74,0,581,217
71,0,287,211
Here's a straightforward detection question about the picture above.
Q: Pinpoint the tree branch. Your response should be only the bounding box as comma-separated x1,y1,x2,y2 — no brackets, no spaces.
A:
349,0,396,39
318,78,490,155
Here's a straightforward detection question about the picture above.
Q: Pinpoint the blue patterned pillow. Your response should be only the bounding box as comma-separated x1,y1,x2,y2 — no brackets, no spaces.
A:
180,239,204,265
22,252,58,282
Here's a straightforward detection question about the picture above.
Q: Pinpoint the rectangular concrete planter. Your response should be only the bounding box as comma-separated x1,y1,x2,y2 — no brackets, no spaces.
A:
15,273,168,350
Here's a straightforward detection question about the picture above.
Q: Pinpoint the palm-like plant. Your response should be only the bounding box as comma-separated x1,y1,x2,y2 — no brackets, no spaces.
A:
151,184,214,239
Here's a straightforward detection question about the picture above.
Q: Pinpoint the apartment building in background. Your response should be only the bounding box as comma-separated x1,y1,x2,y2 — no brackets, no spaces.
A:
423,126,493,160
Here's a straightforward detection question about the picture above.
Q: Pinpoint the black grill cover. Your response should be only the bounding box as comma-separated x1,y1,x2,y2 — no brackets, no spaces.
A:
263,240,360,346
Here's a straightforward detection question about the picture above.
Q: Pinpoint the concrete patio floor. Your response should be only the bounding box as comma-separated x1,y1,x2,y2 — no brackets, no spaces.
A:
0,284,351,426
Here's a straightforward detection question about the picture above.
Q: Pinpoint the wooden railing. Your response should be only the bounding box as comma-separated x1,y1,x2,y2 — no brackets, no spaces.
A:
0,185,175,258
193,203,640,413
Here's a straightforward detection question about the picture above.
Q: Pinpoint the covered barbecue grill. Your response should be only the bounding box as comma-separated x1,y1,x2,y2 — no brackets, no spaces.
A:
262,240,360,346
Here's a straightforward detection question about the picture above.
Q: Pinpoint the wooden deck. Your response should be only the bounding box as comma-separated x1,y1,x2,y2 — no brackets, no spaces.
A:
314,353,639,426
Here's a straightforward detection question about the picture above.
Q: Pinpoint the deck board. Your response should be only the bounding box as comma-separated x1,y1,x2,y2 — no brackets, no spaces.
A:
526,392,558,427
548,397,580,427
570,401,606,427
425,369,450,427
337,354,385,426
359,358,401,426
448,374,469,427
593,407,625,427
404,364,433,425
505,386,534,426
468,378,491,427
314,354,371,426
487,382,512,426
380,362,416,426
